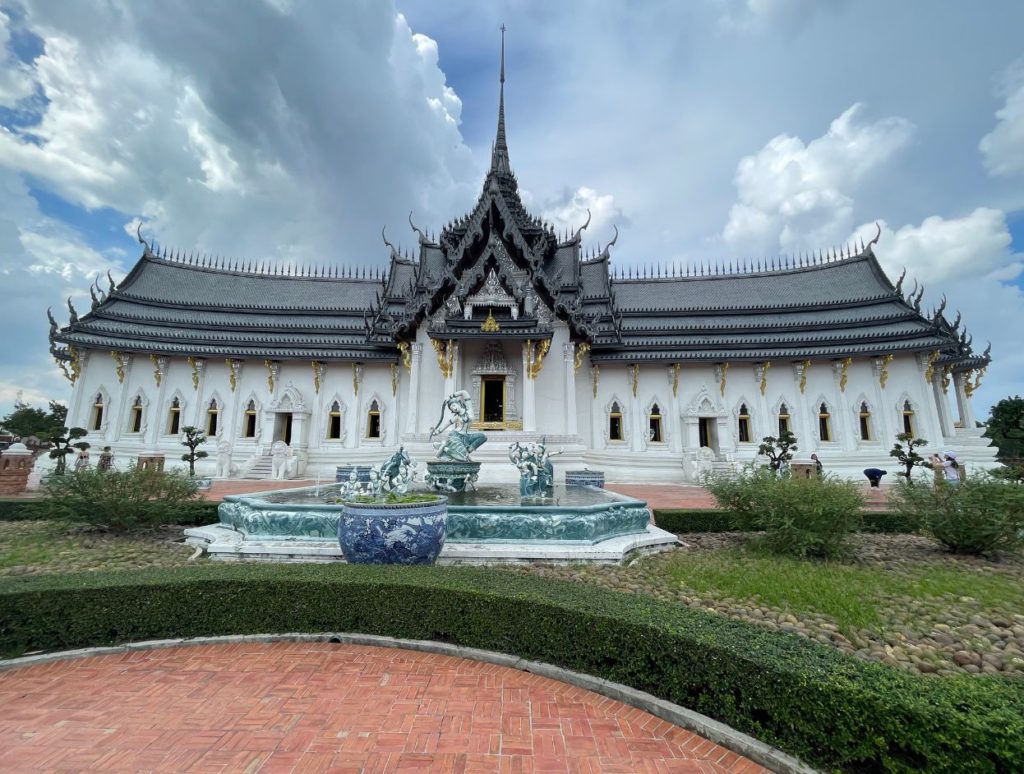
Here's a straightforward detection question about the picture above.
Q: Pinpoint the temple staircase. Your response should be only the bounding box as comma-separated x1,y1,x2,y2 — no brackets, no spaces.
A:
243,454,273,480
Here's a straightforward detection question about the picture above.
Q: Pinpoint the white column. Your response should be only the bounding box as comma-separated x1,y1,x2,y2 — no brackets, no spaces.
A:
68,351,91,429
189,358,208,429
349,363,363,449
444,341,459,397
754,363,770,440
953,372,975,429
563,342,578,437
629,365,643,452
831,360,856,452
310,362,326,451
932,376,955,440
111,354,134,442
522,342,536,433
792,361,812,450
147,356,169,449
224,360,243,445
405,343,423,435
667,365,682,453
871,358,894,447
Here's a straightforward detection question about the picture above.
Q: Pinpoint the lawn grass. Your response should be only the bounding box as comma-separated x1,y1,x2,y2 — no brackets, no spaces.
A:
0,520,196,576
657,545,1024,635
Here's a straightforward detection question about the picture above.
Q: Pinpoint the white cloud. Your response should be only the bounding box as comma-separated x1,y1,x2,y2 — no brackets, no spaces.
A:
1,3,476,262
723,104,914,255
0,10,35,106
979,58,1024,177
849,210,1024,415
849,208,1021,286
535,186,627,247
714,0,841,32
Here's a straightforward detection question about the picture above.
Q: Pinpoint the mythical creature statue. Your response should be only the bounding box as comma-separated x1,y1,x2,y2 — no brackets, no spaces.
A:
509,438,557,497
338,447,417,500
429,390,487,462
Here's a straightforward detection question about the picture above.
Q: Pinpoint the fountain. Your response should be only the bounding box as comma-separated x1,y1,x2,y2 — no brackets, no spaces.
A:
185,394,678,564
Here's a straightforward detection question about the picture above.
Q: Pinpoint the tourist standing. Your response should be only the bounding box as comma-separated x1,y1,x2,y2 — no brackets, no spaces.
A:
931,451,961,484
811,453,823,475
74,449,91,471
97,446,114,471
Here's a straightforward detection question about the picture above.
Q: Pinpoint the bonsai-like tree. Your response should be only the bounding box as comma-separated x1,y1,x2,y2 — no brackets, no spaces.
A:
889,432,929,482
758,431,798,473
180,426,209,477
45,427,90,476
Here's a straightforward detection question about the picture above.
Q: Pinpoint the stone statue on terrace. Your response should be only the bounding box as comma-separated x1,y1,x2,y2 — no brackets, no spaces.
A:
429,390,487,462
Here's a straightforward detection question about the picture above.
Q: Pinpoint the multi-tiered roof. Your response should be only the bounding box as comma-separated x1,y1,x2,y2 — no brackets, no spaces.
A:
50,32,988,374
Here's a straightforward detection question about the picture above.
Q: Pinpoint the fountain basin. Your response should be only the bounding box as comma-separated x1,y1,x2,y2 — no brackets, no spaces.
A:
216,483,650,545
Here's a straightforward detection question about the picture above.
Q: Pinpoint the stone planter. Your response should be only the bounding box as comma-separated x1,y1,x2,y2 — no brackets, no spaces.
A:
338,496,448,565
191,476,213,490
565,469,605,488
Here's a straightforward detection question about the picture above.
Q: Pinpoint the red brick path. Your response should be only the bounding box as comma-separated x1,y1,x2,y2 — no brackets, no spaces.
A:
0,642,771,773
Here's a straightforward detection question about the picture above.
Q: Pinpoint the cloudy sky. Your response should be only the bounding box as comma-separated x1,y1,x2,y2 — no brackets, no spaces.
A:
0,0,1021,421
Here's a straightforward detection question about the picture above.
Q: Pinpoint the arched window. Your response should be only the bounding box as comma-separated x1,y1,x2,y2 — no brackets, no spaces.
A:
902,399,915,436
737,403,751,443
609,401,624,441
818,402,832,442
859,401,872,441
243,399,258,438
778,403,791,437
128,396,143,434
166,397,182,435
91,393,105,431
366,400,382,438
648,403,664,443
205,398,220,437
327,401,343,440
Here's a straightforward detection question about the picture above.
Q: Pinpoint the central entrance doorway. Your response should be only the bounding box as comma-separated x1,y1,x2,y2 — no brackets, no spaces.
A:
698,417,718,453
274,413,293,445
481,376,505,424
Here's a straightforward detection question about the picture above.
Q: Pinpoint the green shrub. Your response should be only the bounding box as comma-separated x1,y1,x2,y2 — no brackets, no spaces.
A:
706,469,864,558
0,499,42,521
652,509,740,532
654,508,917,535
889,475,1024,555
1,564,1022,773
31,466,200,532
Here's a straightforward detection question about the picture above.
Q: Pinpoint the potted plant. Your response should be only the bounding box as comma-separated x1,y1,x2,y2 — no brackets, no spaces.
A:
338,492,448,565
180,426,212,489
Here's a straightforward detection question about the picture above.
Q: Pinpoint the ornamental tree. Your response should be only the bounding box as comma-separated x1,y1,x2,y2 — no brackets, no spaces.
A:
984,395,1024,462
889,432,929,483
180,426,209,477
758,431,798,473
45,427,90,476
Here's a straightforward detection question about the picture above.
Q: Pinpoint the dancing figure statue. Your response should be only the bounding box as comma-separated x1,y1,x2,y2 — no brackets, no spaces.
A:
509,437,557,497
338,446,417,500
429,390,487,462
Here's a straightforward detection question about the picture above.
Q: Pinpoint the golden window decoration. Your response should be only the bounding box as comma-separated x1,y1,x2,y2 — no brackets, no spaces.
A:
205,398,220,436
243,399,258,438
166,397,182,435
366,400,382,439
737,404,751,443
327,401,343,440
648,403,664,443
91,393,105,431
901,399,915,436
608,401,624,442
858,401,872,441
777,403,791,436
818,402,832,442
128,396,143,434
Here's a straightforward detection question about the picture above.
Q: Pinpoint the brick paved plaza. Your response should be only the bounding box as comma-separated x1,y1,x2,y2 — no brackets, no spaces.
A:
0,642,769,773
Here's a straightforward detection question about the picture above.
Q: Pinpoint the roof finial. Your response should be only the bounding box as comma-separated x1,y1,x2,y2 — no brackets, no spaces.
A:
490,24,510,174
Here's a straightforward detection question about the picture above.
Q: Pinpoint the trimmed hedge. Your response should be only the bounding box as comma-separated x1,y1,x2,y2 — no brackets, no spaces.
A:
1,565,1022,773
654,508,921,535
0,498,219,526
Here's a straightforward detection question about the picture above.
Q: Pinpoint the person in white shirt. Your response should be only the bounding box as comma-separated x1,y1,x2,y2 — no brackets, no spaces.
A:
931,451,961,484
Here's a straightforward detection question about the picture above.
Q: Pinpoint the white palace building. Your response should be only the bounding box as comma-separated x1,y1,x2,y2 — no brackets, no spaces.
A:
48,42,997,484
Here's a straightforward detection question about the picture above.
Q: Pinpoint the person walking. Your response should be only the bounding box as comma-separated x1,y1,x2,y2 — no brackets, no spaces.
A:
74,448,91,472
931,451,961,485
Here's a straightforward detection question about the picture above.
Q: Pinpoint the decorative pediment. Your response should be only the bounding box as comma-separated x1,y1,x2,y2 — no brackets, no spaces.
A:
684,386,725,417
466,268,517,310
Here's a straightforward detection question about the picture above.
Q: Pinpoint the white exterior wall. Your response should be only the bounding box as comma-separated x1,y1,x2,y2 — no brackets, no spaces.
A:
60,348,998,483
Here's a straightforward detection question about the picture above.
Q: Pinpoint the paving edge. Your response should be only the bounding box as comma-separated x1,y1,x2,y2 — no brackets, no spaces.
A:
0,632,819,774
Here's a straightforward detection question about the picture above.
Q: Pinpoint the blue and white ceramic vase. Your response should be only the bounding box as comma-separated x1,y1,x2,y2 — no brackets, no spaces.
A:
338,497,448,565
